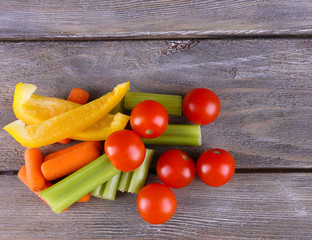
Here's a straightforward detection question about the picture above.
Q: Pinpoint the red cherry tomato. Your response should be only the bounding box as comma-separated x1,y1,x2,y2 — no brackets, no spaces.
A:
156,149,196,188
137,183,177,224
197,149,235,187
104,129,146,172
182,88,221,125
130,100,168,139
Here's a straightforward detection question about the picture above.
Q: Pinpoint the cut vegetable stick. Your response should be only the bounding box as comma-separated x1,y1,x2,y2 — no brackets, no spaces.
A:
24,148,45,192
40,154,120,213
101,172,121,200
77,193,91,202
142,124,202,146
20,166,90,203
18,165,53,207
3,82,130,148
128,149,155,193
18,165,51,192
43,141,102,162
110,98,124,114
67,88,90,105
90,183,106,198
18,166,86,210
59,88,90,144
124,92,182,116
117,171,133,192
58,138,71,144
41,142,101,181
70,112,129,141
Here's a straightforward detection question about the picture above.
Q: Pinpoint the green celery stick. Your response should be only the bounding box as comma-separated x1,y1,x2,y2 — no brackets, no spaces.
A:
128,149,155,193
142,124,201,146
124,92,182,116
40,154,119,213
101,172,122,200
90,183,106,199
118,172,133,192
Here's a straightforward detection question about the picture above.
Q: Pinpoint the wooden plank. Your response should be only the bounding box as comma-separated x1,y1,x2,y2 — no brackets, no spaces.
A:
0,39,311,171
0,173,311,239
1,0,312,40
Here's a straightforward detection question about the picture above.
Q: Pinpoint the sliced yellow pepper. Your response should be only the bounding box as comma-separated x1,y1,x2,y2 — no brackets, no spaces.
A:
11,82,129,141
71,112,129,141
4,82,130,147
13,83,80,124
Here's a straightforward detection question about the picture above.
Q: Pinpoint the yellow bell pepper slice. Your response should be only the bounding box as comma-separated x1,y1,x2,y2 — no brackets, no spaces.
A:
11,82,129,141
4,82,130,147
71,112,129,141
13,83,80,124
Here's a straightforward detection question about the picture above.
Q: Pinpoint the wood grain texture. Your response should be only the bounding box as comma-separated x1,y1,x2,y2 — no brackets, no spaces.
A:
1,39,312,171
1,0,312,40
0,173,311,239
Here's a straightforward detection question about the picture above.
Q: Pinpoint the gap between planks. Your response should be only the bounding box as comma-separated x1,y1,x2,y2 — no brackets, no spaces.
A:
1,34,312,42
1,168,312,176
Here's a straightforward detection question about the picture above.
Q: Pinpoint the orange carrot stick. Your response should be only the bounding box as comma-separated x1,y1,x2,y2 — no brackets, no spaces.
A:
67,88,89,104
19,166,90,205
59,88,90,144
77,193,91,202
58,138,71,144
41,143,101,181
24,148,46,192
18,165,51,203
43,141,103,162
18,166,69,212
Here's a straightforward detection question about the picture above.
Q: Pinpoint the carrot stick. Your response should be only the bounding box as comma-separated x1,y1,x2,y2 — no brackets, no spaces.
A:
77,193,91,202
59,88,90,144
18,165,51,203
67,88,90,105
43,141,103,162
58,138,71,144
19,166,89,204
41,142,101,181
24,148,45,192
18,166,70,212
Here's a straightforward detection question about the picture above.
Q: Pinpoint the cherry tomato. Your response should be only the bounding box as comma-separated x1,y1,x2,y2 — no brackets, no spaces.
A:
156,149,196,188
130,100,168,139
104,129,146,172
137,183,177,224
182,88,221,125
196,148,235,187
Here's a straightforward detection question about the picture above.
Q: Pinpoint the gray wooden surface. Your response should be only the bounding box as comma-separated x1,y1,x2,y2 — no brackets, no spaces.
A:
1,39,311,171
1,0,312,40
1,174,312,239
1,1,312,239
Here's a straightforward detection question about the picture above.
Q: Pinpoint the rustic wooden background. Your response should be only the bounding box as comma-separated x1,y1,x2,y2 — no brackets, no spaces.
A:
0,1,311,239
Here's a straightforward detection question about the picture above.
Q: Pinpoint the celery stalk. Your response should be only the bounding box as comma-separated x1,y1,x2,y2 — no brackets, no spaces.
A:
128,149,155,193
118,172,133,192
124,92,182,116
90,183,106,199
142,124,201,146
40,154,119,213
101,172,121,200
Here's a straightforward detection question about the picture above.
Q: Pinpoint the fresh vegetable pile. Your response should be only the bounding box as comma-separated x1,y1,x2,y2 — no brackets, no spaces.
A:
3,82,235,224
